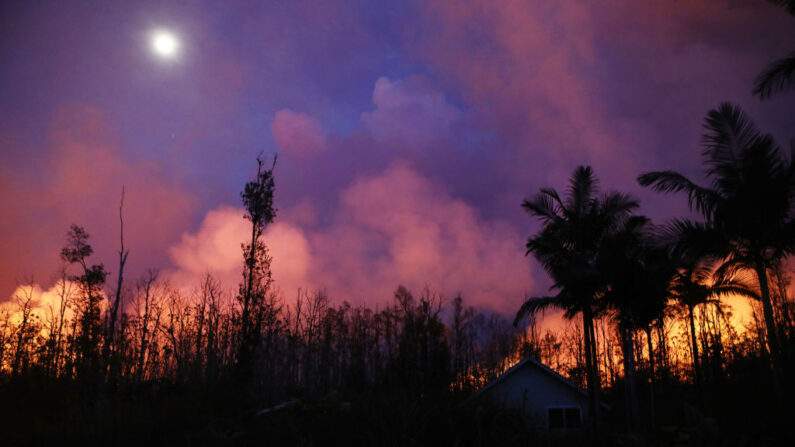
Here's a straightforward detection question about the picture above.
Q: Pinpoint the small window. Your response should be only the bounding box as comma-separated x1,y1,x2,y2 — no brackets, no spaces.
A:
547,407,581,430
548,408,565,429
565,408,582,428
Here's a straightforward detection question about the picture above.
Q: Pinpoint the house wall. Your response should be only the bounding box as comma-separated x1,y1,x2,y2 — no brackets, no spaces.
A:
479,363,591,429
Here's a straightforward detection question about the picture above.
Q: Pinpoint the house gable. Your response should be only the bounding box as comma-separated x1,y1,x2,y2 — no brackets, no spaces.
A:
473,358,596,430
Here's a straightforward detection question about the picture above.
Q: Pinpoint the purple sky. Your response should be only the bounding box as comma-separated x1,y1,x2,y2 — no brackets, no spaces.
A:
1,0,793,313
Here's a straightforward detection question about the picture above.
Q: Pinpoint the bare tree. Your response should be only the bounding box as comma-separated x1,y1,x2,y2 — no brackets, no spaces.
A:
11,282,37,376
105,187,129,378
134,270,161,382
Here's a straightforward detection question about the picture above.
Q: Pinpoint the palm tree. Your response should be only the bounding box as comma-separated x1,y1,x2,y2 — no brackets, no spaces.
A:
599,219,675,433
638,103,795,387
754,53,795,99
769,0,795,14
515,166,640,440
669,262,759,386
753,0,795,99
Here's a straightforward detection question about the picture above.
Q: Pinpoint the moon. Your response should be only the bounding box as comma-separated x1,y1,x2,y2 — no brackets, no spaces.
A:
151,30,179,59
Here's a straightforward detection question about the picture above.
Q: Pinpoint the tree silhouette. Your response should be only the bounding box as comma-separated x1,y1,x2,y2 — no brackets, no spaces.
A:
515,165,640,441
10,283,38,376
754,53,795,99
639,103,795,390
753,1,795,99
668,260,759,386
769,0,795,14
598,216,674,432
237,155,277,377
105,187,129,380
60,224,107,377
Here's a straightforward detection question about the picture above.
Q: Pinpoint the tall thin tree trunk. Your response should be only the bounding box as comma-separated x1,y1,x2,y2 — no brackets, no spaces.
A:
583,309,601,445
644,326,656,433
656,320,669,387
106,188,128,381
11,290,33,376
601,322,614,385
53,278,69,377
239,221,260,377
688,304,701,386
621,327,640,432
756,265,784,395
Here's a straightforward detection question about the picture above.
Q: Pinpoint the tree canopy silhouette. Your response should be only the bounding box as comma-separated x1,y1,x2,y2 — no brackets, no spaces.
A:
237,155,278,377
753,1,795,99
639,102,795,388
515,165,640,440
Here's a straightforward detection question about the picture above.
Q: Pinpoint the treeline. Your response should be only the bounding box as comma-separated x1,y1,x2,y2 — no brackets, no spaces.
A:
1,3,794,440
1,235,792,400
0,246,531,401
0,105,793,444
0,157,535,403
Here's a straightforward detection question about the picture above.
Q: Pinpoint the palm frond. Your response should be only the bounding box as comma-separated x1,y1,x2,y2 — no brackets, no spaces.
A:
754,53,795,99
767,0,795,16
526,225,565,259
702,104,761,185
638,171,720,216
713,254,756,284
708,283,760,301
623,215,651,235
522,190,561,223
689,264,713,284
771,218,795,260
653,219,727,262
567,166,597,216
514,295,562,327
599,191,640,224
539,188,564,208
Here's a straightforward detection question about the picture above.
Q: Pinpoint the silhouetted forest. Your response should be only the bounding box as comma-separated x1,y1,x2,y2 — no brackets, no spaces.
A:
2,2,795,447
2,97,793,445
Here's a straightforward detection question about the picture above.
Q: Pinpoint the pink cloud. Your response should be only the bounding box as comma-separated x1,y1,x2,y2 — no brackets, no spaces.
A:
270,109,327,157
310,161,532,311
0,104,196,301
169,161,533,313
409,0,794,195
167,205,312,296
410,1,629,182
362,76,462,147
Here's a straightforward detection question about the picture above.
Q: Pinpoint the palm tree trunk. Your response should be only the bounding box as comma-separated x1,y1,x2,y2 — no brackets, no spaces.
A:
589,320,600,387
656,321,670,385
644,326,656,433
582,309,601,445
621,327,640,432
755,265,784,394
688,304,701,386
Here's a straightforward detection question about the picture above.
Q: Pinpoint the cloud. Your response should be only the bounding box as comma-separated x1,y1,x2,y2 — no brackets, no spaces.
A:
362,76,462,147
311,161,533,311
271,109,327,157
410,0,795,198
3,0,793,322
0,104,196,301
168,205,312,295
168,162,532,312
168,206,249,282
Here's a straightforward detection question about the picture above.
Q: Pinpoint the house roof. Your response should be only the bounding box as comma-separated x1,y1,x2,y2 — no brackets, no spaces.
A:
472,357,610,410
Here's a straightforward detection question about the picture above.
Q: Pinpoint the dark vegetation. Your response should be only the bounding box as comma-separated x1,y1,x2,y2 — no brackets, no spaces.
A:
1,2,794,446
1,101,792,446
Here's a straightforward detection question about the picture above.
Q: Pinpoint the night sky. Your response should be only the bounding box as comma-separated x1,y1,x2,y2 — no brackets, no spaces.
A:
1,0,794,313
